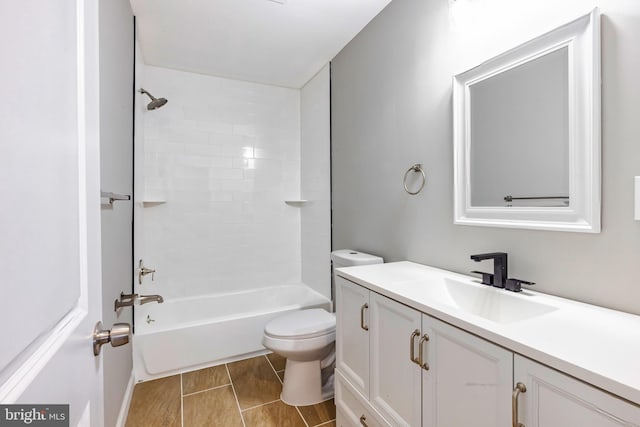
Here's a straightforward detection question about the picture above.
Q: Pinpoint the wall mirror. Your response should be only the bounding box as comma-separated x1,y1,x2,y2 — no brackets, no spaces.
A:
453,9,600,232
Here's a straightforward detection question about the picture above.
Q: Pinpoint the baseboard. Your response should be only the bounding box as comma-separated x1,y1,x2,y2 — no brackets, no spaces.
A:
115,370,135,427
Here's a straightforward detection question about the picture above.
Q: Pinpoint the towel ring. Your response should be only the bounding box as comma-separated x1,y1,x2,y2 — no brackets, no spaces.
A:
404,164,426,195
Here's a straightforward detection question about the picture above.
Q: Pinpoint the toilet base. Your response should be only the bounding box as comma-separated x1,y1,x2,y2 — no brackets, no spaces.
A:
281,359,333,406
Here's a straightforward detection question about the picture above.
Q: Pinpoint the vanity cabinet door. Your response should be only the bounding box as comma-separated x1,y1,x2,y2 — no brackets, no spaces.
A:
370,292,422,427
514,355,640,427
422,316,513,427
336,277,371,399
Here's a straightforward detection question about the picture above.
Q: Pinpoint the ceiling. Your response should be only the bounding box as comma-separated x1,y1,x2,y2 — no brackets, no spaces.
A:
130,0,393,89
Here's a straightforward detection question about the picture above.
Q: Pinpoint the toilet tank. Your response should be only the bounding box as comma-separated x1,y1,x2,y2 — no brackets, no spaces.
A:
330,249,383,269
329,250,383,313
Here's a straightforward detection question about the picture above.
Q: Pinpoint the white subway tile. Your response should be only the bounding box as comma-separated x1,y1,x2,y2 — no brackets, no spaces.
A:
142,65,303,298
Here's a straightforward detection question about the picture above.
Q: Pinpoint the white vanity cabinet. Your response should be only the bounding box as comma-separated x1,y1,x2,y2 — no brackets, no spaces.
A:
336,276,418,426
335,274,640,427
335,276,514,426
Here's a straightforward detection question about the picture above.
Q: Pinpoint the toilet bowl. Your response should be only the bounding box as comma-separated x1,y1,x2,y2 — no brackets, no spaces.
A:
262,250,383,406
263,308,336,406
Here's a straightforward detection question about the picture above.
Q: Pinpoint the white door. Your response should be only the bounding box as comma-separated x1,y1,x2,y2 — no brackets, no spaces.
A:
370,293,422,427
514,355,640,427
335,277,371,399
422,316,512,427
0,1,104,425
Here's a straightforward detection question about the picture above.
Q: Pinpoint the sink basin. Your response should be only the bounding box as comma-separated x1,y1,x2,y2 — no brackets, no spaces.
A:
442,278,558,323
341,262,559,324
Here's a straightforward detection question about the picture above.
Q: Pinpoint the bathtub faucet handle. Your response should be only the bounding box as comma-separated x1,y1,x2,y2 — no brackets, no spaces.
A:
138,259,156,285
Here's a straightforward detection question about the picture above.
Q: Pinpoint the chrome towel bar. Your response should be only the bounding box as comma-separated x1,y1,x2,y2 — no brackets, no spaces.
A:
504,195,568,202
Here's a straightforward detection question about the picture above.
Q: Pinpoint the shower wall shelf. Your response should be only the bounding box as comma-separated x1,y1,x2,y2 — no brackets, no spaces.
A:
284,200,309,206
141,191,167,207
142,200,167,207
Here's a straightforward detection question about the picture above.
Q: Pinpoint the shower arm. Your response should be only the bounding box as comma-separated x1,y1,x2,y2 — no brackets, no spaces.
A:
139,88,158,101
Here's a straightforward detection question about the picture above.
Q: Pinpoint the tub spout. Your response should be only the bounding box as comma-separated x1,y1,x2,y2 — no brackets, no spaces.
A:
138,294,164,305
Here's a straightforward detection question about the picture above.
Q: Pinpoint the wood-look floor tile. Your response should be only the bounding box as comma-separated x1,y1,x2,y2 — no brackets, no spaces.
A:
317,421,336,427
276,370,285,382
242,400,306,427
125,376,181,427
297,399,336,426
227,356,282,409
266,352,286,371
183,385,243,427
182,364,230,395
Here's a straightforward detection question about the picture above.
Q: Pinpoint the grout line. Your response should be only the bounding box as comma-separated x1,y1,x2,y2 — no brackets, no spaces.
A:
264,354,284,385
314,420,336,427
180,373,184,427
294,405,310,427
240,398,282,413
226,363,247,427
182,382,232,397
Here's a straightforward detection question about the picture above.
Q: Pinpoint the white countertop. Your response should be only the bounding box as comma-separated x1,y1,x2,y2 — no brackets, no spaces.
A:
336,261,640,406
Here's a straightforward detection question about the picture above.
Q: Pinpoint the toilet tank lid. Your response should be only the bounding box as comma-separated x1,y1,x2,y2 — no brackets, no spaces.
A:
331,249,383,267
264,309,335,339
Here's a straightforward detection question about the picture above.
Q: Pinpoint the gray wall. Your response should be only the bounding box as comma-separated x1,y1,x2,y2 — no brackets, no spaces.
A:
331,0,640,315
99,1,134,425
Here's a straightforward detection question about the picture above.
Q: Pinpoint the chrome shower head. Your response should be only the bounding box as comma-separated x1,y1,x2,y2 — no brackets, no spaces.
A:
139,88,168,110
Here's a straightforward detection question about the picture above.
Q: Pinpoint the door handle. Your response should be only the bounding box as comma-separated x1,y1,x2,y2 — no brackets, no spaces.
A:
359,415,369,427
360,303,369,331
409,329,420,365
418,333,430,370
93,321,131,356
512,382,527,427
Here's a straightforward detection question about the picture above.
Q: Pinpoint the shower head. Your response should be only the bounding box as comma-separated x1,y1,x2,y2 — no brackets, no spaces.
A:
139,88,168,110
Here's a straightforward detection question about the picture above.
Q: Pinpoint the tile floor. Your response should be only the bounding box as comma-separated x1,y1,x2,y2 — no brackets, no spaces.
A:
125,353,336,427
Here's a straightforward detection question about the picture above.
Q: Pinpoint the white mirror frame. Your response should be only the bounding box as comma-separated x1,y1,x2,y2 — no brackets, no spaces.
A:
453,9,601,233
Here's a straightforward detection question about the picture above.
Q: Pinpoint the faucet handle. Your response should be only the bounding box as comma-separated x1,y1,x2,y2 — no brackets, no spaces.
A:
505,278,536,292
471,270,494,286
138,259,156,284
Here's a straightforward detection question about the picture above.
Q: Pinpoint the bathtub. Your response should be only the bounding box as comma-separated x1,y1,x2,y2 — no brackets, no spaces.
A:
132,284,331,381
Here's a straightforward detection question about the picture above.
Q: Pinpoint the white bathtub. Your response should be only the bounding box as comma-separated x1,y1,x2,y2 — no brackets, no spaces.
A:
132,284,331,381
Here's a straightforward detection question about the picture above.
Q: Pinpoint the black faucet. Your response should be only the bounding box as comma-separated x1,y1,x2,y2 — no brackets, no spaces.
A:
470,252,507,288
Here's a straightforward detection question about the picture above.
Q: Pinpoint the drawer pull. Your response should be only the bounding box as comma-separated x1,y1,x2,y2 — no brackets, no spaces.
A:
418,333,430,370
360,415,369,427
360,303,369,331
512,382,527,427
409,329,420,365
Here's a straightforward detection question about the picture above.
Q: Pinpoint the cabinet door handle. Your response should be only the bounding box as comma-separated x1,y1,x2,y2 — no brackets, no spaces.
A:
359,415,369,426
409,329,420,365
360,303,369,331
418,333,430,370
512,382,527,427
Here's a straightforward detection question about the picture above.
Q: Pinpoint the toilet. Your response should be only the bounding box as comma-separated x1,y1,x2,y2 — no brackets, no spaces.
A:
263,249,383,406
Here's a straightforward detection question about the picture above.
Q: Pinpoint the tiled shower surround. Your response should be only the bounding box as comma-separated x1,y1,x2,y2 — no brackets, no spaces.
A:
140,65,302,299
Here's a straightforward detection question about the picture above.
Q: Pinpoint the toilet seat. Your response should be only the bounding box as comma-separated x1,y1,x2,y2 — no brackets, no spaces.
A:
264,308,335,339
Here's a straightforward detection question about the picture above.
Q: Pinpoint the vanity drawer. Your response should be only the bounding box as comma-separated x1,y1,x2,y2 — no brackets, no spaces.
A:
336,370,391,427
